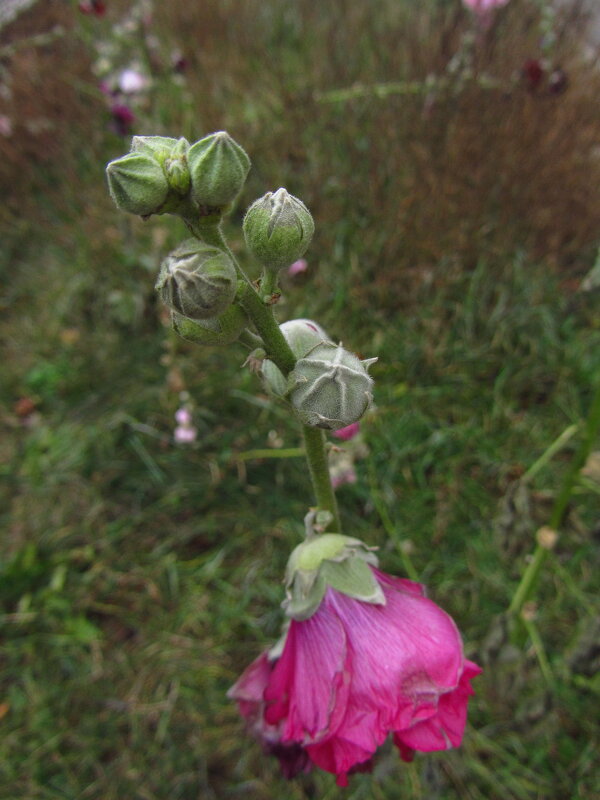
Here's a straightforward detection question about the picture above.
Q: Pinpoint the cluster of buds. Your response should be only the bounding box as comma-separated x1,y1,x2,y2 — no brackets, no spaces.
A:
106,131,250,219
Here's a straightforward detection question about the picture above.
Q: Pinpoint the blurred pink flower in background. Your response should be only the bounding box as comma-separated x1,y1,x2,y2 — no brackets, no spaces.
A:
332,422,360,441
174,407,197,444
118,68,150,94
287,258,308,276
229,568,481,785
462,0,509,12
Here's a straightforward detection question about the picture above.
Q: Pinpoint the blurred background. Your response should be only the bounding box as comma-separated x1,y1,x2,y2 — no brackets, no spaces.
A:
1,1,599,798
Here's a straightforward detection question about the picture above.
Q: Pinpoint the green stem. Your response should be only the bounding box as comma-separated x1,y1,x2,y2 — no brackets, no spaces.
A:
508,381,600,616
185,217,296,375
302,426,341,532
186,215,340,531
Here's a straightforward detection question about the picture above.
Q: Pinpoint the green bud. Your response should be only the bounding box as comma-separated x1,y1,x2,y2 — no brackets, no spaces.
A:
283,532,384,620
188,131,251,209
288,342,376,430
164,137,191,195
262,319,331,396
171,304,249,346
156,239,237,320
243,188,314,272
106,152,170,216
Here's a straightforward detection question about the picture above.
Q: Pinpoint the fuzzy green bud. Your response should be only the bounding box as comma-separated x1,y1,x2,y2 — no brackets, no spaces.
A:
262,319,331,396
288,342,376,430
187,131,250,209
171,304,249,346
156,239,237,320
243,188,314,272
284,532,384,620
106,152,170,216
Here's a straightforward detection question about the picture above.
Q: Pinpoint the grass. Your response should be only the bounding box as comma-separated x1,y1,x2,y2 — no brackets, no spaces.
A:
1,1,600,797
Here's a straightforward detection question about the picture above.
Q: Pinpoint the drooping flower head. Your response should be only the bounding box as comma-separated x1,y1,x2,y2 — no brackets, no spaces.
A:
229,525,481,786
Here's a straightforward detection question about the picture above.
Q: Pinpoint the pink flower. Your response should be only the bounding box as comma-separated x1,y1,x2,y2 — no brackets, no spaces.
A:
229,568,481,786
174,425,197,443
462,0,509,11
287,258,308,276
330,465,357,489
118,69,149,94
332,422,360,441
175,407,192,426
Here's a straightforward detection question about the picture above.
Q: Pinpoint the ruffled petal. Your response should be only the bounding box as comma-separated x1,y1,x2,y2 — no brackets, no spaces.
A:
264,602,351,743
394,660,481,752
227,651,271,721
327,571,464,735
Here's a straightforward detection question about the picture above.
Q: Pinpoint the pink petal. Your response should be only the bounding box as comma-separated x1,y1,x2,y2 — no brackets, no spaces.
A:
287,259,308,276
394,660,481,752
264,606,351,742
331,422,360,441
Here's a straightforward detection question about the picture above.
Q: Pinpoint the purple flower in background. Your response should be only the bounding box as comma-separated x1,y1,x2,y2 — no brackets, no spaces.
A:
287,259,308,277
110,103,135,136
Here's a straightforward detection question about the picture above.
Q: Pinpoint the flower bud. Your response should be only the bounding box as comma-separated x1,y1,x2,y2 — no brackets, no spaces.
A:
284,532,384,620
188,131,250,209
106,152,170,216
156,239,237,320
164,137,191,195
243,188,314,272
172,303,249,346
262,319,330,396
288,342,376,430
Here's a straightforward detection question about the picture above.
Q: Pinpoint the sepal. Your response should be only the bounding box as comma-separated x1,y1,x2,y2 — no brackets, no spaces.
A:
171,304,249,346
283,532,384,621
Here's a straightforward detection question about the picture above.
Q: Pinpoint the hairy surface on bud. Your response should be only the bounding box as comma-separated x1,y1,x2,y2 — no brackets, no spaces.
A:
164,137,191,195
106,152,170,216
288,342,375,430
130,135,183,162
156,239,237,320
172,304,249,346
243,188,314,272
262,319,331,396
188,131,251,209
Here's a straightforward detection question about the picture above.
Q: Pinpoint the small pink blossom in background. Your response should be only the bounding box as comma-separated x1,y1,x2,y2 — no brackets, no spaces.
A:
332,422,360,441
175,408,192,426
0,115,12,137
462,0,509,12
331,465,357,489
229,568,481,786
174,426,197,444
287,259,308,276
174,407,197,444
462,0,509,28
118,69,150,94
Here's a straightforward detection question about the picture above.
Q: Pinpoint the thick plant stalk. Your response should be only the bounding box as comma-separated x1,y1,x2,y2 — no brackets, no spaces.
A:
188,217,340,530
